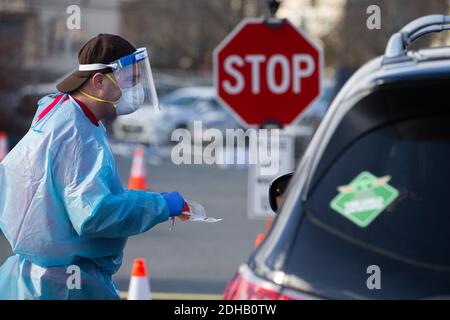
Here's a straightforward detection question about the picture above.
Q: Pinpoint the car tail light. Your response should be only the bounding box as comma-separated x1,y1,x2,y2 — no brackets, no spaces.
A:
224,265,321,300
224,265,282,300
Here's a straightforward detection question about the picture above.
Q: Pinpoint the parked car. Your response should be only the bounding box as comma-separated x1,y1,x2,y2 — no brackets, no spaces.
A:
224,15,450,300
113,86,242,145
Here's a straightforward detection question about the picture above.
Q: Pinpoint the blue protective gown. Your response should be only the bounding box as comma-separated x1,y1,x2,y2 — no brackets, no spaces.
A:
0,93,170,299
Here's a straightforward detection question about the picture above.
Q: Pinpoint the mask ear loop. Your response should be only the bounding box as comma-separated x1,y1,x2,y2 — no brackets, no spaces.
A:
105,73,123,91
78,89,117,105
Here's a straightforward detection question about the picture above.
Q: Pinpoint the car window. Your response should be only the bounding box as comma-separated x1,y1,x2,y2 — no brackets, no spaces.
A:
173,96,198,106
195,99,212,113
209,99,223,111
161,95,197,107
307,115,450,266
286,115,450,298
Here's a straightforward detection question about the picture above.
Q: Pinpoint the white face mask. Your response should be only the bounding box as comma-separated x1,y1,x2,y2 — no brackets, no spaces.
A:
115,83,145,115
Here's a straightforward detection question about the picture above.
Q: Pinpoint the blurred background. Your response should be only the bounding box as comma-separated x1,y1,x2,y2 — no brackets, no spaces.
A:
1,0,450,297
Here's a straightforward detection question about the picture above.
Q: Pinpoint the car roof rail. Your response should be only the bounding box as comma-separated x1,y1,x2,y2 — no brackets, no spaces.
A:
384,15,450,63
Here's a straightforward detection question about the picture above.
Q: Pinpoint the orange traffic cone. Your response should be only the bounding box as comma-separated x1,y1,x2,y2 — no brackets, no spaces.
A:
128,258,151,300
254,218,274,248
254,233,265,248
0,132,9,162
128,146,150,190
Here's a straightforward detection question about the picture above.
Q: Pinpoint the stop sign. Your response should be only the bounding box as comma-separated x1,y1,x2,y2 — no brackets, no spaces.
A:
214,18,322,127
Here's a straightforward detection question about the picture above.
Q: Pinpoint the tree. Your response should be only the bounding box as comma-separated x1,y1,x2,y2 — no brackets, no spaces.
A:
120,0,269,71
325,0,449,68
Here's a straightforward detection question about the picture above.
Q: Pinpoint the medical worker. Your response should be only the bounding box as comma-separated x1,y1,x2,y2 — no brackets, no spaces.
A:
0,34,186,299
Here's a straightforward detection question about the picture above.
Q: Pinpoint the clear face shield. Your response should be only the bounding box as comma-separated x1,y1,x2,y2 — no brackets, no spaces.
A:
78,48,159,115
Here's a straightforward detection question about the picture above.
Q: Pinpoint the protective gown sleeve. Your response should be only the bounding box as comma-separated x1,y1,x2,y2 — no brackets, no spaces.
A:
51,126,170,238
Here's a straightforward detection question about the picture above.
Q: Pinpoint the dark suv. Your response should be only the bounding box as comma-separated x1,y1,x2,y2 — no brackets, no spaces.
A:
224,15,450,300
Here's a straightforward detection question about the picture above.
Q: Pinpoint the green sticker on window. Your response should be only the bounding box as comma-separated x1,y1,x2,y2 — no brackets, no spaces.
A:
329,171,399,228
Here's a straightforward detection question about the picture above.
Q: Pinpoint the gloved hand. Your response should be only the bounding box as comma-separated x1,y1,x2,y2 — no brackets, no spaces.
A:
160,192,186,217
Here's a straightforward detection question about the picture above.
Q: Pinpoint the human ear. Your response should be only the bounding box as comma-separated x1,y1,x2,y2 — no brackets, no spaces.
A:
91,73,105,90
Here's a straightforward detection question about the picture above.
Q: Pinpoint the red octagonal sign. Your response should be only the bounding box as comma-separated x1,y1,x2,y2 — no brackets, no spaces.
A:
214,18,323,127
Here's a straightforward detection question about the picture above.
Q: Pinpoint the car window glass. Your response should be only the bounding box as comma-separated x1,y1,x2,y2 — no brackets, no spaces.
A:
306,115,450,269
